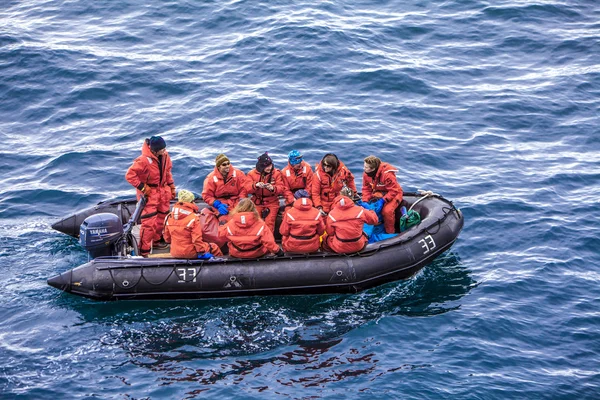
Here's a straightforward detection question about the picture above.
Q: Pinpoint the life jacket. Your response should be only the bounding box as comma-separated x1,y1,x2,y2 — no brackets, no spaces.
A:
279,197,325,253
281,161,314,204
163,202,212,259
125,139,174,191
361,162,403,203
220,211,280,258
312,160,356,212
202,165,247,209
325,195,379,254
245,168,286,206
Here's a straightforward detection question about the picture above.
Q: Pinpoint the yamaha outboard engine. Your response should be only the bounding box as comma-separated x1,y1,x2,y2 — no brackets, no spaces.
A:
80,213,124,259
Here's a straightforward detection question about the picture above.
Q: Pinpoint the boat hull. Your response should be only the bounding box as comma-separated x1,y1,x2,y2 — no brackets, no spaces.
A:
48,193,464,301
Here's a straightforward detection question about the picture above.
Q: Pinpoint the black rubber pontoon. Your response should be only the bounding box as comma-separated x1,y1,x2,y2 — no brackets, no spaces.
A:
48,192,463,301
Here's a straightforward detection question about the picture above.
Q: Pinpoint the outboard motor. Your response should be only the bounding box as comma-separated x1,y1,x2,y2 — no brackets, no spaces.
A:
79,213,124,259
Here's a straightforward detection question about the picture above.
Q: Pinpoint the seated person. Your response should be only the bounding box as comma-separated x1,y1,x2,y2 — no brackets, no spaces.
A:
279,189,325,254
362,155,403,234
322,194,378,254
281,150,314,206
245,152,286,233
312,153,356,214
219,198,283,259
163,189,223,259
202,153,247,223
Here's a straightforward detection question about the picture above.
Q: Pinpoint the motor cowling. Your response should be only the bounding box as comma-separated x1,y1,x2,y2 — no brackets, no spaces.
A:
79,213,123,258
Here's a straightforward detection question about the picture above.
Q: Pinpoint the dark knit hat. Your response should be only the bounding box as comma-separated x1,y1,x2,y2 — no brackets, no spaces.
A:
149,136,166,152
215,153,230,168
256,152,273,173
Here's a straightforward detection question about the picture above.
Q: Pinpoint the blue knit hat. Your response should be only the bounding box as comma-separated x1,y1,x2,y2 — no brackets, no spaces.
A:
288,150,303,166
294,189,310,199
149,136,166,152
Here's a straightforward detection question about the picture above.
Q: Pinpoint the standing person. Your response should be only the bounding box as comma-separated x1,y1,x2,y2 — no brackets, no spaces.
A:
219,198,283,258
279,190,325,254
281,150,314,206
245,152,286,233
322,194,379,254
202,153,247,223
362,155,403,234
125,136,175,257
312,153,356,214
163,189,223,259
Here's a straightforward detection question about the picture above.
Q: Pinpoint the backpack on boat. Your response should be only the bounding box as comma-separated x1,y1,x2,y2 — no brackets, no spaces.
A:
200,207,227,247
399,207,421,232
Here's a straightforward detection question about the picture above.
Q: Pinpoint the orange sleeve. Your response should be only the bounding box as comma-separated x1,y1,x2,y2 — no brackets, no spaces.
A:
316,213,326,236
272,170,286,196
191,218,210,254
311,170,323,208
260,223,280,254
325,214,335,238
362,208,379,226
382,171,403,203
236,170,248,198
163,217,172,243
279,213,290,237
125,158,146,190
165,154,174,186
201,174,217,206
244,171,258,195
346,169,357,192
362,173,373,202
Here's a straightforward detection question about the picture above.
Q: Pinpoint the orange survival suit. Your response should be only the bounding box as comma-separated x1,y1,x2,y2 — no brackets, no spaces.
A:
245,168,286,233
219,212,281,258
202,165,247,220
362,162,403,233
323,195,378,254
163,202,223,259
281,160,314,205
125,139,174,256
279,197,325,253
312,157,356,213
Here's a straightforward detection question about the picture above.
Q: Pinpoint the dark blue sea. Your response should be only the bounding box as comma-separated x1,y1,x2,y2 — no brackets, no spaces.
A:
1,0,599,398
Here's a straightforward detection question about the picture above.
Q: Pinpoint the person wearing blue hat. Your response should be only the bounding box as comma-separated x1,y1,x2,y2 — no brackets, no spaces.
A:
125,136,176,256
281,150,314,207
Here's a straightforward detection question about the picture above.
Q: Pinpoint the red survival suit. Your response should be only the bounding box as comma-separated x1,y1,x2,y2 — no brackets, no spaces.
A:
125,139,174,256
312,160,356,213
362,162,403,233
281,161,314,205
279,197,325,253
219,212,280,258
202,165,247,222
245,168,286,233
163,202,223,259
323,195,378,254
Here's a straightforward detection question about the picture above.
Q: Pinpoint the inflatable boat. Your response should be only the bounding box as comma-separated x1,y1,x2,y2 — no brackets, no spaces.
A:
47,191,464,301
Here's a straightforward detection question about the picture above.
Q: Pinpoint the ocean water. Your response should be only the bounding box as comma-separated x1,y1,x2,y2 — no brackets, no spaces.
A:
1,0,599,398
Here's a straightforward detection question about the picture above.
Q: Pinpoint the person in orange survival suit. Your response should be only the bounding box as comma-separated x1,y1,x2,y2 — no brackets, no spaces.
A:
312,153,357,214
245,152,286,233
125,136,175,257
219,198,283,259
163,189,223,259
201,153,247,223
322,194,378,254
281,149,314,207
362,155,403,234
279,189,325,254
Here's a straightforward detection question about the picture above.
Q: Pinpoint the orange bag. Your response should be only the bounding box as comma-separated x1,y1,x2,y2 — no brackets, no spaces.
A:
200,207,227,248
